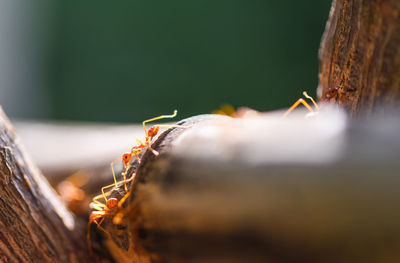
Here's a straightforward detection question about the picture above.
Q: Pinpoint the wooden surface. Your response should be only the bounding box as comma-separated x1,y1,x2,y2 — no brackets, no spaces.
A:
318,0,400,116
101,107,400,263
0,108,92,263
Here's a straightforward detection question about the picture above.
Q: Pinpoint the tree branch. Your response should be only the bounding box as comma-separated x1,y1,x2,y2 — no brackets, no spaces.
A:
319,0,400,116
0,107,92,263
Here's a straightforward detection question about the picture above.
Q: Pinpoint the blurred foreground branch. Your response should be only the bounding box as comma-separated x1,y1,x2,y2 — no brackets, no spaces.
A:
101,108,400,263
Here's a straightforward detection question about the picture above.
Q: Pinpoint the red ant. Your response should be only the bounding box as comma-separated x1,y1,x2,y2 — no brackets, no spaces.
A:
87,197,118,252
104,109,172,194
87,171,137,248
89,110,180,227
88,170,137,253
119,110,179,191
88,110,181,253
91,170,136,208
324,87,339,102
283,91,319,117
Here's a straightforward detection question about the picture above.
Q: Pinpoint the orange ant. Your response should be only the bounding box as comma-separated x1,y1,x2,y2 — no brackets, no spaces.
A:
283,91,319,117
89,110,180,231
324,87,339,102
91,171,136,207
88,197,118,234
119,110,179,190
107,152,141,194
87,197,118,252
132,109,178,157
87,172,137,249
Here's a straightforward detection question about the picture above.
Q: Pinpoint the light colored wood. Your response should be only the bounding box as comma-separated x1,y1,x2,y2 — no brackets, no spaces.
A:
103,107,400,262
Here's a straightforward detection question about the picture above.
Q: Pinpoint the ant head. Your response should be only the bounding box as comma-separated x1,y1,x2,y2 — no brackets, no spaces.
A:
122,152,131,166
106,197,118,209
148,126,159,138
326,87,339,100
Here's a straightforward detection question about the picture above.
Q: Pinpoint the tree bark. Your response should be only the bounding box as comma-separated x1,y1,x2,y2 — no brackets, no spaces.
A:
318,0,400,116
0,107,92,263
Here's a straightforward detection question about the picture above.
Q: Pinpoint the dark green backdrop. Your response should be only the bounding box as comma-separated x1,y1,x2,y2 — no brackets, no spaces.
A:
46,1,331,122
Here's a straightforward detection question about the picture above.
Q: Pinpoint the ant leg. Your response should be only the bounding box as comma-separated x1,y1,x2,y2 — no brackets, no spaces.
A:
120,150,141,190
92,190,112,205
113,174,137,224
122,170,128,192
110,157,121,187
283,98,315,117
142,110,178,137
134,153,141,163
116,173,136,209
90,202,106,211
147,146,159,156
100,181,122,202
122,152,141,190
303,91,319,111
124,172,136,185
94,218,112,239
117,191,131,209
120,170,137,193
135,138,159,156
96,217,106,228
96,177,133,202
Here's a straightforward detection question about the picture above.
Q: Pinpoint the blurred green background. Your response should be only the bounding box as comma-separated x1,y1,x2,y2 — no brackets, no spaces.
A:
1,1,332,122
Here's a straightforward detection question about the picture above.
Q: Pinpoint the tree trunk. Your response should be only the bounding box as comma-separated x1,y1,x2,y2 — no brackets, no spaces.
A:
318,0,400,116
0,108,92,263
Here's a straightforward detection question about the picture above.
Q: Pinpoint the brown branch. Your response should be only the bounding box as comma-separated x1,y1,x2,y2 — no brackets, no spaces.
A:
96,108,400,263
0,107,92,263
95,109,400,262
319,0,400,116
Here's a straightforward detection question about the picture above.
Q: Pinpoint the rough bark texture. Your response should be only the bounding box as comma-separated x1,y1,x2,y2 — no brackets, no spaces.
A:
0,108,91,263
318,0,400,116
101,109,400,263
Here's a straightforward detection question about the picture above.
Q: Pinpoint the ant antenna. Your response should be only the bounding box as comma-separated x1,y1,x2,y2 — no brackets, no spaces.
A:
284,91,317,117
142,110,177,136
303,91,319,111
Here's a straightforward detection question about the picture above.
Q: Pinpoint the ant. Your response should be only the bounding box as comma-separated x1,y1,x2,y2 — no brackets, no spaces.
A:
324,87,339,103
283,91,319,117
87,197,118,252
88,170,138,254
88,110,183,253
97,110,178,199
87,172,137,248
119,110,179,191
91,110,179,209
107,151,141,195
91,171,136,207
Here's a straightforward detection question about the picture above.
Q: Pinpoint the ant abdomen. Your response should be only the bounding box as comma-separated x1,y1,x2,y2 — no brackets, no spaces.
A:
106,198,118,209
